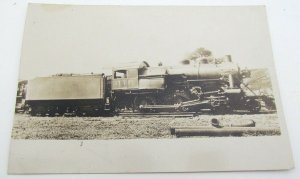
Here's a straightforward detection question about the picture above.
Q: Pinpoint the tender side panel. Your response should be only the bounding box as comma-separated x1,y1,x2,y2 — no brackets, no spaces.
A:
26,75,104,100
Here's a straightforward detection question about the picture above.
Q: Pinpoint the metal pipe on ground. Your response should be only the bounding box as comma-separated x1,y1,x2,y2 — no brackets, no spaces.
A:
171,127,280,137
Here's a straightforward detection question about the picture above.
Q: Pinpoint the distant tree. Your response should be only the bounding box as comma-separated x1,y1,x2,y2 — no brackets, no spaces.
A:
181,48,213,65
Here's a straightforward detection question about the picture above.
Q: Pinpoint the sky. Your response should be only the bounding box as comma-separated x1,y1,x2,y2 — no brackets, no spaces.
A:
19,4,275,80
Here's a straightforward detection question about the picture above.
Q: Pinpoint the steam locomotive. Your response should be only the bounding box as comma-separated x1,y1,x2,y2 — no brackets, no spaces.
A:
19,56,276,116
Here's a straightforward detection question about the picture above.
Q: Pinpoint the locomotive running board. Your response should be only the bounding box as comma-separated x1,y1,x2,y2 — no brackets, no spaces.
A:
139,99,212,112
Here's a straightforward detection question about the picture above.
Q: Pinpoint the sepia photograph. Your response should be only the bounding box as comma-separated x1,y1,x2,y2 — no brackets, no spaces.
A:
8,4,293,173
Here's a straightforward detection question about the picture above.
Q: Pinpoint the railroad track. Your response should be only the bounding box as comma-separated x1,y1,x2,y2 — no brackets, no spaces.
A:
118,112,197,118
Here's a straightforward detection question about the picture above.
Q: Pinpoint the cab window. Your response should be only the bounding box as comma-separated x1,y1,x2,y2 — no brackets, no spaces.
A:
114,70,127,79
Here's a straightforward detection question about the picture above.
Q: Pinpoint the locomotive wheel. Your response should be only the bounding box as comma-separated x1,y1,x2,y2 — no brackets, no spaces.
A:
54,106,65,116
47,110,55,117
30,107,37,116
33,106,46,116
40,112,46,117
133,95,157,112
90,109,101,117
264,99,276,110
246,99,261,113
76,110,86,117
56,108,65,116
46,106,57,117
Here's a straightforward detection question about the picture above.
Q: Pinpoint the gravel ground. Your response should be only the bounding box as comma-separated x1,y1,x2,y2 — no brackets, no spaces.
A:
11,113,280,140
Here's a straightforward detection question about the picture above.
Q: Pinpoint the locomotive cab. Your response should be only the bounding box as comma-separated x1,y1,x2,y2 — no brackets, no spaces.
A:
111,61,167,111
111,61,166,92
112,68,139,90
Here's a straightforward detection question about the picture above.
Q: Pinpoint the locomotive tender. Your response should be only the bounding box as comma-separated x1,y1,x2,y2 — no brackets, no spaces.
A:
23,57,275,116
26,74,110,116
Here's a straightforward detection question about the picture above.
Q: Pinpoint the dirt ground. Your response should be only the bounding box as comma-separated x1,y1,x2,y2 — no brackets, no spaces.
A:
11,112,280,140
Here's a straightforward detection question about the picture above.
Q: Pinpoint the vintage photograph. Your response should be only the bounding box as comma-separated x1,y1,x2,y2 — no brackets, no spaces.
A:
8,4,293,173
12,4,280,140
